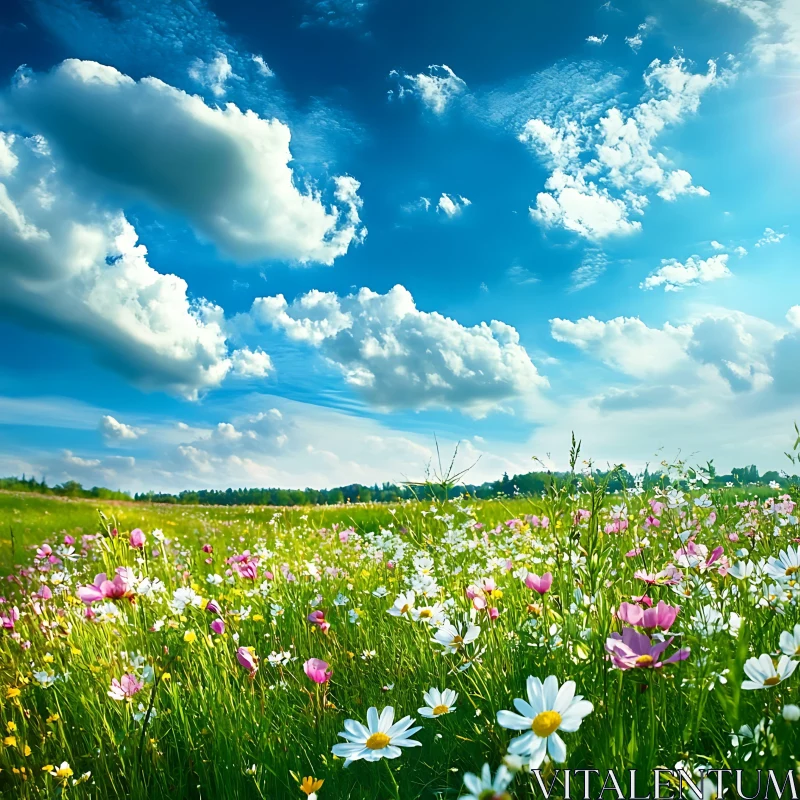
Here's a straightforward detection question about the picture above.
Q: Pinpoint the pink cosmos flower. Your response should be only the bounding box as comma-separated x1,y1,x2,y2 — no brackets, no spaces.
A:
307,610,331,634
35,544,52,561
523,571,553,595
210,618,225,635
34,586,52,601
644,515,661,529
236,646,258,674
631,595,654,608
625,547,643,558
634,566,682,586
205,599,221,615
605,627,690,671
303,658,332,684
487,607,499,621
616,600,680,631
129,528,146,549
649,499,665,516
76,570,133,604
202,544,213,553
63,535,75,546
108,673,143,701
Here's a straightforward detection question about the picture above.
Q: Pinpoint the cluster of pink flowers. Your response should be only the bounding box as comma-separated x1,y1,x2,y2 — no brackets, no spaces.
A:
108,673,144,701
77,569,134,605
522,571,552,595
308,610,330,634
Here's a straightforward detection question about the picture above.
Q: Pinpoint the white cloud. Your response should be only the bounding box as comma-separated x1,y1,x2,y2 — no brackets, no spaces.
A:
713,0,800,64
788,306,800,328
8,59,366,265
734,245,748,257
251,284,548,414
550,315,693,377
188,51,235,96
0,131,238,398
640,253,732,292
570,250,608,291
710,240,725,250
522,56,722,239
251,55,274,77
100,415,144,442
230,348,274,378
437,193,471,217
506,263,539,286
586,35,608,45
625,16,657,51
390,64,467,114
755,226,785,246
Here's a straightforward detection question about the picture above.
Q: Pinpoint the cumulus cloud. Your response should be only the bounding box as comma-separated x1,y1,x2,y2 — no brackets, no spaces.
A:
0,131,244,398
188,51,235,96
230,348,274,378
755,226,786,246
250,284,547,414
7,59,366,265
437,193,471,217
586,35,608,45
251,55,274,77
389,64,467,114
100,415,145,442
521,56,722,239
625,16,657,51
641,253,731,292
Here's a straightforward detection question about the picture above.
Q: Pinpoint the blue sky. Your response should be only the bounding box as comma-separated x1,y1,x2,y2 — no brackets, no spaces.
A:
0,0,799,492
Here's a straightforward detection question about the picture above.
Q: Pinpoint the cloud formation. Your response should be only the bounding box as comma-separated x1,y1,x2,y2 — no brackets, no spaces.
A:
100,415,145,442
8,60,366,265
250,284,547,414
389,65,467,114
641,254,731,292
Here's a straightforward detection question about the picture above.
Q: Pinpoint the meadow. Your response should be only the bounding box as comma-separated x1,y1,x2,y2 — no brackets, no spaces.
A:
0,461,799,799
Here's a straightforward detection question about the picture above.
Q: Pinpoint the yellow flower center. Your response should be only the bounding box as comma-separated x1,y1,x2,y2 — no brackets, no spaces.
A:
432,704,450,716
764,675,781,686
635,654,654,667
786,566,798,576
400,604,410,614
531,710,562,738
451,635,463,647
418,609,432,618
365,732,391,750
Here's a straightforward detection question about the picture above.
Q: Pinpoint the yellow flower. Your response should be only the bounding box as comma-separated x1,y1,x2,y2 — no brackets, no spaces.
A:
183,630,197,644
301,776,324,795
3,736,17,748
22,744,31,757
42,765,54,772
49,762,73,784
252,614,264,623
5,688,20,699
6,721,16,733
43,653,54,664
47,713,60,724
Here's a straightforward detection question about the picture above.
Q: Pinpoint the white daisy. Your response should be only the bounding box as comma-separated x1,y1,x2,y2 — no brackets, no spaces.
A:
460,763,513,800
387,590,416,617
779,624,800,657
432,621,481,654
496,675,593,769
412,602,446,626
741,654,798,690
418,687,458,718
331,706,421,766
764,545,800,581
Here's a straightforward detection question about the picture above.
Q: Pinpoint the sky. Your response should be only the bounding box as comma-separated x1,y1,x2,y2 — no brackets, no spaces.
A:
0,0,799,493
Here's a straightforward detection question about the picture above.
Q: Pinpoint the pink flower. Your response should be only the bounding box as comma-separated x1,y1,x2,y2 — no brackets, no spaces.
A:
76,570,133,604
649,500,665,516
625,547,643,558
487,607,500,621
616,600,680,631
307,610,331,634
63,535,75,546
634,566,682,586
205,599,221,615
210,618,225,635
236,646,258,674
129,529,146,549
644,515,661,529
631,595,653,608
238,561,258,581
523,571,553,595
605,627,690,671
303,658,332,684
339,529,351,543
202,544,213,553
34,586,52,601
1,606,20,629
108,673,143,701
35,544,52,561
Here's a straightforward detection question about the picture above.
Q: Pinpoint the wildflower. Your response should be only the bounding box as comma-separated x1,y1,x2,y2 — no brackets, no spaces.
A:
183,630,197,644
605,628,690,670
764,545,800,581
523,572,553,595
108,673,144,701
387,590,416,617
301,776,324,798
331,706,421,766
0,606,20,629
129,528,146,548
170,587,203,614
497,675,593,768
236,646,258,674
48,762,74,785
741,654,798,689
783,704,800,722
460,763,513,800
307,610,330,634
205,599,221,614
418,687,458,718
432,621,481,654
210,618,225,635
303,658,332,684
779,624,800,657
616,600,680,631
412,602,446,626
76,571,133,604
6,687,21,699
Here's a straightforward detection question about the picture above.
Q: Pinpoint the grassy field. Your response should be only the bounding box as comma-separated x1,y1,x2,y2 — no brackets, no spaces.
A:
0,474,799,799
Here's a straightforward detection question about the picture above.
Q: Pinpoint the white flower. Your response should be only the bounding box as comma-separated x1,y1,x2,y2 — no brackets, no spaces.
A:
741,654,798,690
460,763,513,800
348,609,362,625
387,590,416,617
372,586,389,598
331,706,422,766
412,602,446,626
783,704,800,722
692,605,725,636
694,494,713,508
334,593,349,606
170,587,203,614
728,561,756,580
432,621,481,654
33,670,56,688
133,703,156,724
418,687,458,718
206,574,224,586
496,675,593,769
764,545,800,581
779,624,800,657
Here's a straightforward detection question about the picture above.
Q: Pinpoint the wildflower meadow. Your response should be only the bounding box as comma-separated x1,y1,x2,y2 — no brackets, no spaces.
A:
1,453,799,798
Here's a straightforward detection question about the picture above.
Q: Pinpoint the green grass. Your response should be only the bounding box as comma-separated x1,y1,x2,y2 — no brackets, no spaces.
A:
0,480,798,798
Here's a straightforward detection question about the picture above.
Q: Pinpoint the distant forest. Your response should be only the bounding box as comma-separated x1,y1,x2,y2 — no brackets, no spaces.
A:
1,462,798,506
